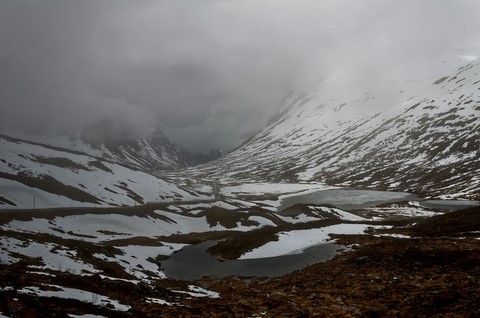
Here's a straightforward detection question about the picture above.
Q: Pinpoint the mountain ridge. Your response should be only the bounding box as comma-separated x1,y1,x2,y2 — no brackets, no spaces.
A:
0,134,205,209
181,58,480,199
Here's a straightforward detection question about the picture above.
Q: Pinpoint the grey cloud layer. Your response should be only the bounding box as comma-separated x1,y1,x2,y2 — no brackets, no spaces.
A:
1,0,479,152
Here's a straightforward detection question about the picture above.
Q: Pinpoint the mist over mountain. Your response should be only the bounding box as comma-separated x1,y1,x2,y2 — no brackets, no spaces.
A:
2,3,480,317
2,0,480,153
181,56,480,199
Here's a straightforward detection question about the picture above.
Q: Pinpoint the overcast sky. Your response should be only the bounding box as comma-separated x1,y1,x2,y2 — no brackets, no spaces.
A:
1,0,480,152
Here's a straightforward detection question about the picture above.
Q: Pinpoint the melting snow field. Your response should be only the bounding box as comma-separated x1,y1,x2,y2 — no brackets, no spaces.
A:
240,224,386,260
1,182,473,284
0,136,204,209
19,284,131,311
0,208,274,279
0,237,99,274
173,285,221,299
94,243,186,279
1,209,264,245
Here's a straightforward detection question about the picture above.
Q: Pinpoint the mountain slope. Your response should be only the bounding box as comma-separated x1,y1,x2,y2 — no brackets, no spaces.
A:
185,58,480,199
0,134,203,209
81,125,189,171
11,122,189,172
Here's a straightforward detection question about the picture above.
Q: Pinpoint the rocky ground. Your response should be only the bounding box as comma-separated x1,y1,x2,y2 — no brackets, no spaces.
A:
1,206,479,317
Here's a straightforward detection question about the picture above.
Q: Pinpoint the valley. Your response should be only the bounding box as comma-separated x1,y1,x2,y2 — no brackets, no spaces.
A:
2,2,480,316
0,50,479,318
1,181,479,317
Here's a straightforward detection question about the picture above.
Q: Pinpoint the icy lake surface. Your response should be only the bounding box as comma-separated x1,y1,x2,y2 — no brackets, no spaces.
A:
279,188,480,211
420,199,480,210
279,189,420,210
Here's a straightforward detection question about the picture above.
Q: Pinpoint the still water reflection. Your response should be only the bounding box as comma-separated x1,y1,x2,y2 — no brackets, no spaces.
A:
162,240,341,280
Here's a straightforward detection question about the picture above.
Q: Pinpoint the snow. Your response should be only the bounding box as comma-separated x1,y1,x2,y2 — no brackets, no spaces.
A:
276,213,319,224
221,183,335,197
193,182,342,213
27,271,56,277
154,210,262,233
19,284,131,311
166,205,183,212
212,201,240,210
0,287,14,292
173,285,220,299
145,297,176,306
175,58,480,200
3,218,201,279
108,243,186,279
0,238,20,264
68,315,107,318
226,198,260,208
0,136,202,209
248,216,277,227
253,200,280,209
0,237,99,274
99,275,139,284
312,207,366,221
240,224,386,259
374,234,412,239
7,128,185,172
0,205,277,279
0,178,90,209
173,201,239,211
366,205,442,218
2,208,265,244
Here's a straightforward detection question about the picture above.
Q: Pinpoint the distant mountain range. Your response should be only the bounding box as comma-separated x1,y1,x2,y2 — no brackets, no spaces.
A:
184,58,480,199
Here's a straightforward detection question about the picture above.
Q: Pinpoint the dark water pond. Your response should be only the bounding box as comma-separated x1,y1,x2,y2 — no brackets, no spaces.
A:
162,240,341,280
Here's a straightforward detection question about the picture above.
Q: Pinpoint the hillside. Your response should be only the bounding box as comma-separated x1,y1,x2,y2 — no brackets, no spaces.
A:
0,134,204,209
7,122,190,172
183,58,480,199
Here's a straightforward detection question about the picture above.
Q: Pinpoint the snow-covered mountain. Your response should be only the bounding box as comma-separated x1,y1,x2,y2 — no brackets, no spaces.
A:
0,134,205,209
80,121,189,171
184,58,480,199
8,120,189,172
5,120,224,172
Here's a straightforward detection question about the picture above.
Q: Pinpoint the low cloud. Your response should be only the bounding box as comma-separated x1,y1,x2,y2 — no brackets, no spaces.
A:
1,0,480,152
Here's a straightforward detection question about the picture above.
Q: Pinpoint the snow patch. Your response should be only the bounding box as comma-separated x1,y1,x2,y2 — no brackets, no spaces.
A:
173,285,220,299
240,224,385,259
19,284,131,311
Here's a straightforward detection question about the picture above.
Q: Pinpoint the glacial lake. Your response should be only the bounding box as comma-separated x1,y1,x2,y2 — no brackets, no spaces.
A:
279,188,479,211
163,189,479,280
